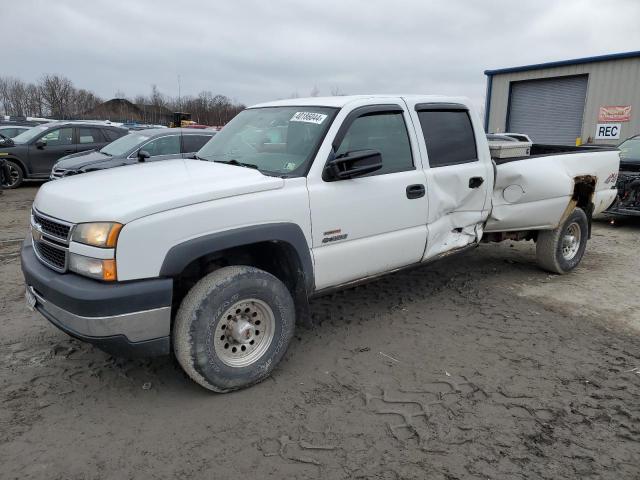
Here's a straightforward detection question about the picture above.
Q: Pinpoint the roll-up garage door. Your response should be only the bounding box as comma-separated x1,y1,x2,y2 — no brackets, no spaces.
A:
507,75,588,145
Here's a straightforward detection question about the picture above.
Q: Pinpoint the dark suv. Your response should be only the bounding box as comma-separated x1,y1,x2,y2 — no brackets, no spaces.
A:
0,122,128,188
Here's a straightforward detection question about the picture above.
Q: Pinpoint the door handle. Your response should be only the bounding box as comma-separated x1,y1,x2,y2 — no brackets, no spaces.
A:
469,177,484,189
64,149,75,154
406,184,425,199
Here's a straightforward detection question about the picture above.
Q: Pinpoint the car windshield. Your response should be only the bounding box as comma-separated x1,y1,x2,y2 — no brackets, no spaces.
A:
11,125,52,144
100,132,151,156
197,106,337,176
619,137,640,162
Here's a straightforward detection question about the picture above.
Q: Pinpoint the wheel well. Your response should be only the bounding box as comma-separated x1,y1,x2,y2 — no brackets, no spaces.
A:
573,175,596,210
171,241,312,326
572,175,596,237
5,157,27,176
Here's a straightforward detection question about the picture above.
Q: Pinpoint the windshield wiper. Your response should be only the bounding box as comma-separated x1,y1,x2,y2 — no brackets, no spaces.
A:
214,159,259,170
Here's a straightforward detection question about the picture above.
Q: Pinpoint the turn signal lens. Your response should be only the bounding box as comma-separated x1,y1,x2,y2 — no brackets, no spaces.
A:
102,259,117,281
69,254,118,281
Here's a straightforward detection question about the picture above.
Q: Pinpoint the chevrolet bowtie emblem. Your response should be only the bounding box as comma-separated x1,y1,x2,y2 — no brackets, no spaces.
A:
32,224,43,242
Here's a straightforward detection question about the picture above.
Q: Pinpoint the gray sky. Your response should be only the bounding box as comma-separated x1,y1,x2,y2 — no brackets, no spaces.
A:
6,0,640,110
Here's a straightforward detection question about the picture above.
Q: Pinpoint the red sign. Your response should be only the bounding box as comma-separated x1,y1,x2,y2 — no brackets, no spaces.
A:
598,105,631,122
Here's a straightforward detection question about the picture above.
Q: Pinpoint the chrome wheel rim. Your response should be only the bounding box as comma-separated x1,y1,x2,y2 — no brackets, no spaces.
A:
7,165,20,187
561,222,581,260
213,298,275,367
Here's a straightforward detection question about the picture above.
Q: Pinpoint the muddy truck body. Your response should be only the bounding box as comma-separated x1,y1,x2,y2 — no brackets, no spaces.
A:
21,95,620,392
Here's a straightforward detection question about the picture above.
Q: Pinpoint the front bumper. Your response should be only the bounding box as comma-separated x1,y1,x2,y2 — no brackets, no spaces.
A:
21,239,173,357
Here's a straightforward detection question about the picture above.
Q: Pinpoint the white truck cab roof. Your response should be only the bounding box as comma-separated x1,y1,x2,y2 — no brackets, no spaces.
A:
251,94,470,109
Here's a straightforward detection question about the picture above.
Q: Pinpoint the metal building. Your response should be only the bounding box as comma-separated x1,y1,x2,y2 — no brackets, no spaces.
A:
484,51,640,145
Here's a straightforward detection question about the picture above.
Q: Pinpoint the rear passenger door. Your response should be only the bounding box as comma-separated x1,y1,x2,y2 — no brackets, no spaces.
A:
307,102,429,290
77,127,106,153
405,101,492,259
181,134,213,157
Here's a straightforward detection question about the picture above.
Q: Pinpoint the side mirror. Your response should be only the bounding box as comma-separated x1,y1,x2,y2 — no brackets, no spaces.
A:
324,149,383,181
35,139,46,149
137,150,151,162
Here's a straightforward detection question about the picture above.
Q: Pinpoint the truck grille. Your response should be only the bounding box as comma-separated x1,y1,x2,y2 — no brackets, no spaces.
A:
32,210,71,241
31,209,73,273
34,240,67,270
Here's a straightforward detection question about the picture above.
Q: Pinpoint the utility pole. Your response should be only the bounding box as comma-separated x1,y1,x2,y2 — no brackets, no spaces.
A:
177,75,182,111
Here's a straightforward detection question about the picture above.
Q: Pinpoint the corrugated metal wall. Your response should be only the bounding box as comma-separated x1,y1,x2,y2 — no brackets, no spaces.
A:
487,57,640,144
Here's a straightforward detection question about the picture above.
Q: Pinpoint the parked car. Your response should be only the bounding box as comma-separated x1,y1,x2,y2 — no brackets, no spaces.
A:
606,134,640,217
22,95,619,392
50,128,216,179
0,122,128,188
0,125,31,140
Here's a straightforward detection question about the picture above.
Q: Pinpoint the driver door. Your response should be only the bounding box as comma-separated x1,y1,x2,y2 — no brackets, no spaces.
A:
307,102,429,290
29,127,76,175
137,135,182,162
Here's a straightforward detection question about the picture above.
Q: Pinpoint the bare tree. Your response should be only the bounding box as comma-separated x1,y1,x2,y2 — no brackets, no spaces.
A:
309,85,320,97
0,77,30,116
40,74,74,119
330,85,346,96
25,83,44,117
0,74,244,125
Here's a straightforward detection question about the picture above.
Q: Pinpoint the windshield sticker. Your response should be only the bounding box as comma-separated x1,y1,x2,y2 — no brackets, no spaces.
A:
284,162,297,171
290,112,328,125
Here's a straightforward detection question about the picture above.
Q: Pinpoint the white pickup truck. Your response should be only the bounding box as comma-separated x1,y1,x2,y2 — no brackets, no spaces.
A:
21,95,620,392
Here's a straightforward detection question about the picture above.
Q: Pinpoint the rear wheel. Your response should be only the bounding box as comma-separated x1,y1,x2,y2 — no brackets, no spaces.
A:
4,160,23,189
173,266,295,392
536,207,589,274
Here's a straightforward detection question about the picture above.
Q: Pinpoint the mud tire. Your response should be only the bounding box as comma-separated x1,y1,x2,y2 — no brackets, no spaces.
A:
536,207,589,274
173,266,295,392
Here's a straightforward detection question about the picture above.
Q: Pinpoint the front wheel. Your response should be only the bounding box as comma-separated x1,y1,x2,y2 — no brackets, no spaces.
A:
173,266,295,392
536,207,589,274
4,160,23,189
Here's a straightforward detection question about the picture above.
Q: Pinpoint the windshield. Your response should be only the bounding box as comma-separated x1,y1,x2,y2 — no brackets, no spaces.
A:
100,132,150,156
197,106,337,175
619,137,640,162
11,125,51,144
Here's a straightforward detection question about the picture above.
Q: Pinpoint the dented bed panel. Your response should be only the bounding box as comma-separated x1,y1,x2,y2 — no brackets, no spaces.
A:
486,150,620,232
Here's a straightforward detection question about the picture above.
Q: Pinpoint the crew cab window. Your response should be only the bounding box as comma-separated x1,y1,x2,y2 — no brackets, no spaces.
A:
417,110,477,167
79,128,105,144
182,134,213,153
142,135,181,156
40,127,73,146
335,112,413,175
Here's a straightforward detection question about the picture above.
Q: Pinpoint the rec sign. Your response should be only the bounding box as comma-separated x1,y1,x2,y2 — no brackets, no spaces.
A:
595,123,621,140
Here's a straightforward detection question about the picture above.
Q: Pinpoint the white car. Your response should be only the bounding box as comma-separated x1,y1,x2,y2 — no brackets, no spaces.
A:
22,95,620,392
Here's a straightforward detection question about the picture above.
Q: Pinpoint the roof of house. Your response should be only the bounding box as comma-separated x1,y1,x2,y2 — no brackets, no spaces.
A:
484,50,640,76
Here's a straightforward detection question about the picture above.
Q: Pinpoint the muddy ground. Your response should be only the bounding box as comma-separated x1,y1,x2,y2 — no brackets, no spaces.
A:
1,185,639,479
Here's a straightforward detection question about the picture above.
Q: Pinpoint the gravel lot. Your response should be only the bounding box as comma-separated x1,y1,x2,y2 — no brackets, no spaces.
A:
1,185,639,479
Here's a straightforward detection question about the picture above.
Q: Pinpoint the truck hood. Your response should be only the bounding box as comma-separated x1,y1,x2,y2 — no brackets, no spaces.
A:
34,159,284,224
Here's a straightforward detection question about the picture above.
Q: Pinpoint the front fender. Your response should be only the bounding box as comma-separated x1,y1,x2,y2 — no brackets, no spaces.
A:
159,223,314,293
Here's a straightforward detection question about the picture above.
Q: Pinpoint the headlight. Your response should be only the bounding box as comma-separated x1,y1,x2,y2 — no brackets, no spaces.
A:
72,222,122,248
69,253,117,281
